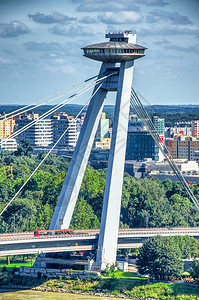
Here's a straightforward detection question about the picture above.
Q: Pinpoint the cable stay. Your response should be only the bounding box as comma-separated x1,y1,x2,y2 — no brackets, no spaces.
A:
0,80,104,217
0,73,101,123
2,72,115,144
0,71,118,216
3,81,96,142
130,88,199,211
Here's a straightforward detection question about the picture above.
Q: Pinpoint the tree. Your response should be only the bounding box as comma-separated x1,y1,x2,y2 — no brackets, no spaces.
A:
15,139,33,157
1,197,38,232
70,197,100,229
37,203,53,229
137,236,183,280
170,236,199,259
169,194,196,227
189,260,199,279
121,176,170,228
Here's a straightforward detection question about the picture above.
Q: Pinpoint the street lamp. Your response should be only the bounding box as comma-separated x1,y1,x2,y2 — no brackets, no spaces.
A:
145,215,149,228
12,213,17,233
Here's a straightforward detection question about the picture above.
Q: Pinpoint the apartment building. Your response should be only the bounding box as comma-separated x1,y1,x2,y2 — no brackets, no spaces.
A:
16,116,53,148
0,117,15,139
192,120,199,138
52,113,78,149
168,135,199,160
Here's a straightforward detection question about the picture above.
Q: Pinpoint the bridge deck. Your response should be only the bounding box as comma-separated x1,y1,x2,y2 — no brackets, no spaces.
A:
0,228,199,256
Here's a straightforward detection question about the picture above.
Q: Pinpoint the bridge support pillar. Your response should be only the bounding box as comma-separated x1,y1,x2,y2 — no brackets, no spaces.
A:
50,63,108,230
94,61,134,271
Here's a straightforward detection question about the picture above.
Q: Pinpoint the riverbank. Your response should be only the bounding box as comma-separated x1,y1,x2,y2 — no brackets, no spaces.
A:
1,268,199,299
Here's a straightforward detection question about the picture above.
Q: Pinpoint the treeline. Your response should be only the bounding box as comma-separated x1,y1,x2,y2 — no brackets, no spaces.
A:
0,149,199,233
149,112,199,127
1,105,199,128
137,235,199,280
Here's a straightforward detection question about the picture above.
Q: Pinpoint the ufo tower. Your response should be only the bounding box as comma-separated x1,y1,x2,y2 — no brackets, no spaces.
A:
50,31,146,271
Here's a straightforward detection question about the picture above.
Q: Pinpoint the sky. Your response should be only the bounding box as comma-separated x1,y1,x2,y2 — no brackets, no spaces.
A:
0,0,199,106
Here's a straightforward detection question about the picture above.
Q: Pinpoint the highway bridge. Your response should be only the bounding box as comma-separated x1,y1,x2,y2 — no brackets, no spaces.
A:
0,228,199,256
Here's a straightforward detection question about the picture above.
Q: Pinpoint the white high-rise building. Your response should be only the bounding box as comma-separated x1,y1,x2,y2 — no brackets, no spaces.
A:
0,138,17,152
52,113,78,149
16,117,53,148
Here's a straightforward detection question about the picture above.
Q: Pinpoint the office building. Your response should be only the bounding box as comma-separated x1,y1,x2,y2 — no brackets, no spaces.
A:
16,116,52,148
95,138,111,149
0,138,17,152
192,120,199,138
125,116,164,161
165,126,192,138
0,117,15,139
96,112,109,139
126,129,163,161
152,115,165,142
168,135,199,160
52,113,78,149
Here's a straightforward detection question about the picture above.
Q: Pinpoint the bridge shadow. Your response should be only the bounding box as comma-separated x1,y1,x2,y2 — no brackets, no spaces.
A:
0,268,49,292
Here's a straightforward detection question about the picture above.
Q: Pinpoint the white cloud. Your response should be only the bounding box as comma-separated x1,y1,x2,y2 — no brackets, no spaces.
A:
73,0,167,12
138,24,199,36
50,25,94,36
28,12,76,24
146,9,192,25
98,11,141,24
0,57,14,64
0,21,30,38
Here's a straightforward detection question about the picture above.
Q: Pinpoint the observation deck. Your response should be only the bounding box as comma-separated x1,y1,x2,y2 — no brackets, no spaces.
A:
82,31,146,63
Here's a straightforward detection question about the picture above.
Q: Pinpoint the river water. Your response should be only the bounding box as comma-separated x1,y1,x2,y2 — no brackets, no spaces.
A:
0,290,119,300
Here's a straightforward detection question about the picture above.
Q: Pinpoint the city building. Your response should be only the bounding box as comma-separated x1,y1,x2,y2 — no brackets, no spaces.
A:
0,117,16,139
193,151,199,163
126,130,164,161
152,115,165,142
192,120,199,138
96,112,109,139
124,159,199,179
16,116,53,148
168,135,199,160
95,138,111,149
165,126,192,138
94,112,110,149
0,138,17,152
52,113,78,149
125,116,164,161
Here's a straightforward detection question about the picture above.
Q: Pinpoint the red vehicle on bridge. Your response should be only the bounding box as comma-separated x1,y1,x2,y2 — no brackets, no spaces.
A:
34,229,74,237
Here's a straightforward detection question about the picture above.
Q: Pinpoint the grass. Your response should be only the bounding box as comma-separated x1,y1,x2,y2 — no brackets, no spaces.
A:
124,282,199,300
0,261,33,268
113,271,147,280
42,278,199,299
0,268,198,299
0,258,34,269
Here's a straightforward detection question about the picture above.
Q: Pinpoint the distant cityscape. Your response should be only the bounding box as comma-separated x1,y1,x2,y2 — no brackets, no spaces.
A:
1,110,199,181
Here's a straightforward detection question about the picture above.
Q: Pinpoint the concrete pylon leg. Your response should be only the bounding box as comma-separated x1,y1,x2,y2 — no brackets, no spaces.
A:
96,60,134,270
50,63,108,230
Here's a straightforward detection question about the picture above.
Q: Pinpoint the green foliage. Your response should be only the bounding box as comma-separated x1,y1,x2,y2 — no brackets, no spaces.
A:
137,236,184,280
0,150,198,233
121,175,198,228
15,139,33,157
137,235,199,281
71,197,100,229
189,260,199,279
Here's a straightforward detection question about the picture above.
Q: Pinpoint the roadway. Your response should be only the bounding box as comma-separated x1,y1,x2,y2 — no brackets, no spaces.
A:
0,228,199,256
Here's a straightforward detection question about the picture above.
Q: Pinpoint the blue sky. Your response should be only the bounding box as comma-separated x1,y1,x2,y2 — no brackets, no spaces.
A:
0,0,199,105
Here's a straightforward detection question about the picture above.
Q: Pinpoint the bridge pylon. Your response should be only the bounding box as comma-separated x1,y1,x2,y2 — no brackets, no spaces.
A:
50,31,146,271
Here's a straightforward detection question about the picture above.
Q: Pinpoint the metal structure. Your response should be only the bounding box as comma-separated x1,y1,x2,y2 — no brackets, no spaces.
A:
1,227,199,257
50,31,146,271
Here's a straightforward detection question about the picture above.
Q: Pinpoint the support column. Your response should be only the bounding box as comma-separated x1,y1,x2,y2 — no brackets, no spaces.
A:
96,60,134,270
50,63,109,230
